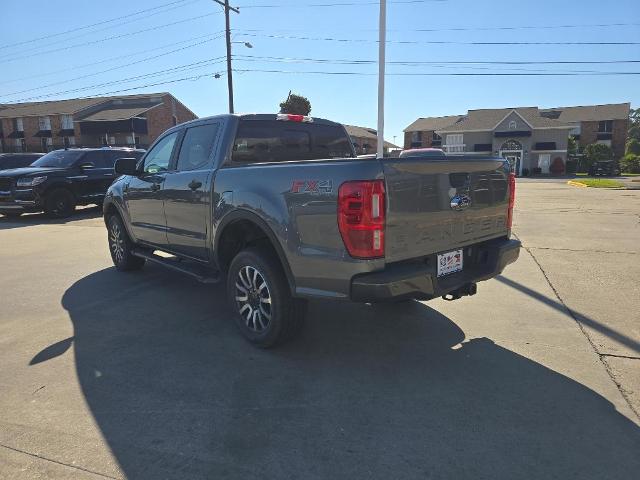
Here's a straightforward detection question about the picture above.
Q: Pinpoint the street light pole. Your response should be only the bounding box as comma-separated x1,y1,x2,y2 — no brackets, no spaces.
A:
213,0,239,113
376,0,386,159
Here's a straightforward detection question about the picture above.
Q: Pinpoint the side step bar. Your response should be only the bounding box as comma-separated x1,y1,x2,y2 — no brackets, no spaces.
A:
131,249,221,284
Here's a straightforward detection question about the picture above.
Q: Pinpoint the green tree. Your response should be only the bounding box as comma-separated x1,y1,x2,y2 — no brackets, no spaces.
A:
626,138,640,155
582,143,613,172
629,107,640,142
567,135,578,156
620,154,640,173
279,93,311,116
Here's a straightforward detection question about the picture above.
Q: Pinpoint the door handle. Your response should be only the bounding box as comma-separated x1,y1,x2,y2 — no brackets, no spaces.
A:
188,180,202,191
151,183,161,192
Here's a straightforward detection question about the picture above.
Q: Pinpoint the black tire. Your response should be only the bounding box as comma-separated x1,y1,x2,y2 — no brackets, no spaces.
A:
107,214,145,271
44,188,76,218
2,211,22,218
227,246,306,348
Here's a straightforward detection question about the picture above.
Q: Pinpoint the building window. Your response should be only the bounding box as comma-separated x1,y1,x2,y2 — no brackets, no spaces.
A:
172,115,178,126
14,118,24,132
61,114,74,130
596,139,612,147
15,138,23,152
598,120,613,133
444,134,464,153
410,131,422,147
38,116,51,131
63,137,75,148
509,120,517,130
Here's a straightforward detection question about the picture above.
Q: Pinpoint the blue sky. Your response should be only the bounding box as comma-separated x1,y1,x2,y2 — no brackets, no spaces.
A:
0,0,638,145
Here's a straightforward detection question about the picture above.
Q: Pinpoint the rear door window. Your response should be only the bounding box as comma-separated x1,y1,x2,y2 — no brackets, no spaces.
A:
175,123,219,171
232,120,354,163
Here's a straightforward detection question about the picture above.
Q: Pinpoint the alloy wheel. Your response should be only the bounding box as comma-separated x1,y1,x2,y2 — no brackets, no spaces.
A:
235,265,272,332
109,222,125,264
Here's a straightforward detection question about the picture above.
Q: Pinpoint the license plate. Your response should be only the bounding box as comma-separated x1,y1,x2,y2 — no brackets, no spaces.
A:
437,249,463,277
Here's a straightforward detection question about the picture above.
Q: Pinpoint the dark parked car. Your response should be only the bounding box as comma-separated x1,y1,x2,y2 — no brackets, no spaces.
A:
588,160,621,176
0,148,145,218
0,153,44,170
103,113,519,347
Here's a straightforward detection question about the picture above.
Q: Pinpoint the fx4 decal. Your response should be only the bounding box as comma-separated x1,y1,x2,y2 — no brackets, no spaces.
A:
290,180,333,194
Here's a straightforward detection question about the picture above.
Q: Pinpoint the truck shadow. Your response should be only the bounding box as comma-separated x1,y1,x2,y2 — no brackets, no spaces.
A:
57,266,640,479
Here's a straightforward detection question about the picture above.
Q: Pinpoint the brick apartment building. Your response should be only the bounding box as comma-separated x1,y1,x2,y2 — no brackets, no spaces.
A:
404,103,630,163
0,92,197,153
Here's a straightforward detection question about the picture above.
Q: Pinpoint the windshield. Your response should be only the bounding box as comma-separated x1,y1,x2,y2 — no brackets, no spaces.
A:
31,150,85,168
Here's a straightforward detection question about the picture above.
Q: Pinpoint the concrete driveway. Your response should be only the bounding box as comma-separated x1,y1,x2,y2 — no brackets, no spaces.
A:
0,185,638,479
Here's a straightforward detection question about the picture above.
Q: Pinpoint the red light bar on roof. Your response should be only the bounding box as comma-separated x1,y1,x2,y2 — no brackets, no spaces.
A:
276,113,313,123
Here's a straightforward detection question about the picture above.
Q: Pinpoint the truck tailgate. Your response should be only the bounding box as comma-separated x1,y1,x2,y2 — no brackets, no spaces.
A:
381,156,510,263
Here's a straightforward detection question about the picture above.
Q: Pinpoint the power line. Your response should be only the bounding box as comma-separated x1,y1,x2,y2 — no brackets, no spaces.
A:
231,55,640,74
0,33,224,86
236,32,640,45
0,73,226,106
3,0,203,59
2,34,225,97
238,0,445,7
4,58,228,103
0,11,223,63
234,54,640,65
0,0,195,50
233,68,640,76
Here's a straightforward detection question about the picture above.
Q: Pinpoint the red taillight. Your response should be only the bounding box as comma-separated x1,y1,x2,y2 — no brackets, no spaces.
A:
338,180,385,259
506,172,516,229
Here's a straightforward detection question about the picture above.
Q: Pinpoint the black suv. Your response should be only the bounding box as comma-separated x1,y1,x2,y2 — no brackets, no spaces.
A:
0,148,144,218
588,160,621,176
0,153,44,170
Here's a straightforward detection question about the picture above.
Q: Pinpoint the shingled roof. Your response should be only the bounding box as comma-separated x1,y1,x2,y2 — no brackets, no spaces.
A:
403,115,463,132
437,107,572,133
0,93,171,119
539,103,630,122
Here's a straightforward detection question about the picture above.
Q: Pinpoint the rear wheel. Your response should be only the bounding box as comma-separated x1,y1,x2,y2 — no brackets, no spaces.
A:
227,246,305,348
44,188,76,218
107,214,145,271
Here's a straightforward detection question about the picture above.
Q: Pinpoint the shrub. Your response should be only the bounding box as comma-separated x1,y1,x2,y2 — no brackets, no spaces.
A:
580,143,613,172
522,168,529,176
532,167,542,175
626,138,640,156
550,157,565,175
620,153,640,173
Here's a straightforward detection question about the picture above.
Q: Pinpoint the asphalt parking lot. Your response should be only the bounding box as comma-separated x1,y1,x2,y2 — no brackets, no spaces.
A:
1,181,639,479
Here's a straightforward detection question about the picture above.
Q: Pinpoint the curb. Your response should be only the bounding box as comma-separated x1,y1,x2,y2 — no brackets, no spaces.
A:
567,181,587,188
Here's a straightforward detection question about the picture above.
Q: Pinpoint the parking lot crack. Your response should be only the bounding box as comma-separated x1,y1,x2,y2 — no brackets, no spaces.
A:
520,243,640,422
0,443,120,479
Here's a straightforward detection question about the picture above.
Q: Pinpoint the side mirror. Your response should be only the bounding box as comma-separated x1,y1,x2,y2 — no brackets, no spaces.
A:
115,157,140,176
79,162,95,170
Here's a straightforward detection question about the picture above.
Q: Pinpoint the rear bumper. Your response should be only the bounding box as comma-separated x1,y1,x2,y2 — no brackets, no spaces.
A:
350,237,520,302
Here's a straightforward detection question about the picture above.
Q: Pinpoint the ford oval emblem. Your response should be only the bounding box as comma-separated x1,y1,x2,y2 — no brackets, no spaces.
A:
450,194,471,211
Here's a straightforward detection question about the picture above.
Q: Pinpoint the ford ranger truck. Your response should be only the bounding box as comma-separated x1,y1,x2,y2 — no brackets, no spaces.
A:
104,114,520,347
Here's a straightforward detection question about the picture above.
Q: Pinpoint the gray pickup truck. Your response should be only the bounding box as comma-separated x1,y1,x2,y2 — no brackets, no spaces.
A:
104,113,520,347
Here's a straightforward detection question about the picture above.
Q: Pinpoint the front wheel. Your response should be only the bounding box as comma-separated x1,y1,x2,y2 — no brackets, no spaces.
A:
107,214,145,271
227,246,305,348
44,188,76,218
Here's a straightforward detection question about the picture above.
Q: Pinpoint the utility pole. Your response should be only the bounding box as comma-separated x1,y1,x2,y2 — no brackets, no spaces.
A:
213,0,239,113
376,0,386,159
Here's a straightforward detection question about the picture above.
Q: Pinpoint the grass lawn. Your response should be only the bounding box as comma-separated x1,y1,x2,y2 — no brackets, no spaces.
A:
575,172,640,177
571,179,626,188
